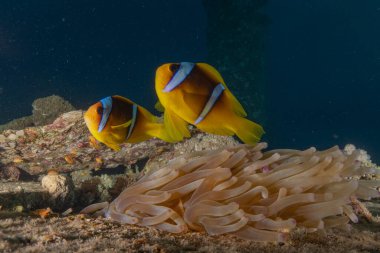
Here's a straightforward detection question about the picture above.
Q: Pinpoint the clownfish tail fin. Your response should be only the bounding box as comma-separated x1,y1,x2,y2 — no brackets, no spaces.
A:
231,117,264,144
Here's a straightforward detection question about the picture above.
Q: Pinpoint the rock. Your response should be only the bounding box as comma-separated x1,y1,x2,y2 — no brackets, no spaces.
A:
0,181,49,210
15,130,24,137
0,95,75,132
32,95,76,126
7,133,17,141
41,173,75,211
0,115,34,132
0,165,21,181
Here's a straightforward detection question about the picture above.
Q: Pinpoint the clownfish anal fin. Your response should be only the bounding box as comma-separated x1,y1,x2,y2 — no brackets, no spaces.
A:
111,119,132,130
164,109,190,142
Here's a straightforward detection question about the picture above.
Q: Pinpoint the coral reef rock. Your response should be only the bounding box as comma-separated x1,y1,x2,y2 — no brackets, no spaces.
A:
0,116,34,132
32,95,76,126
0,95,75,132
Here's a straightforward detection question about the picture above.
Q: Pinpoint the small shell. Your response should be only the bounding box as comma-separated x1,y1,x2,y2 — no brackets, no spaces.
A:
70,148,78,156
13,157,24,163
64,155,75,164
32,208,52,218
95,157,103,164
47,169,59,175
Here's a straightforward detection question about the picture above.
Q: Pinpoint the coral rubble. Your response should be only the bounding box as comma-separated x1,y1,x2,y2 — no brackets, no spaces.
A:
0,110,238,210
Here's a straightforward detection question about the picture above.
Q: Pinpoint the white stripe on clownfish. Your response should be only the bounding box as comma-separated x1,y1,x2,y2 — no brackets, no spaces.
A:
98,96,113,132
162,62,195,92
194,83,225,125
126,103,138,140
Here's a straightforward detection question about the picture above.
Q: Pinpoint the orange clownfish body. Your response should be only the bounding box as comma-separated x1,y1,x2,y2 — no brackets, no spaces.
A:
155,62,264,144
84,95,172,150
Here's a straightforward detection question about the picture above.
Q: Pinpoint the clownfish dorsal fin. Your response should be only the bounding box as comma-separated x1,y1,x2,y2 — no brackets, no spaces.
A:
111,119,132,130
197,63,247,117
197,63,226,85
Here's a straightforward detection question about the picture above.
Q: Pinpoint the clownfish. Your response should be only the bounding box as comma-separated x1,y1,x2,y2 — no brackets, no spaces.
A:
155,62,264,144
84,95,172,151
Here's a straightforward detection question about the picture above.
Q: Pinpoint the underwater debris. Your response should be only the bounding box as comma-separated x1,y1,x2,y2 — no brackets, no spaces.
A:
82,143,380,242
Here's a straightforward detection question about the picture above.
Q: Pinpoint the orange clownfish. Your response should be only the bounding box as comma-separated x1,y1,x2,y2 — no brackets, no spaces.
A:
84,95,172,151
155,62,264,144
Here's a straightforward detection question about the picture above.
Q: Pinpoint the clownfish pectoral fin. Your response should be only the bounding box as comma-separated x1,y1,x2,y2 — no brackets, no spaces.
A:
155,101,165,113
111,120,132,130
164,109,190,142
197,63,247,117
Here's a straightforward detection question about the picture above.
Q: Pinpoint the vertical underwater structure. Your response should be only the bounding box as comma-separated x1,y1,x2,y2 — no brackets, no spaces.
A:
201,0,269,124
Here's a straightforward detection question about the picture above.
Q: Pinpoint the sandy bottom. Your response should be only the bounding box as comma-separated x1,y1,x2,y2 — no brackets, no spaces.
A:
1,213,379,253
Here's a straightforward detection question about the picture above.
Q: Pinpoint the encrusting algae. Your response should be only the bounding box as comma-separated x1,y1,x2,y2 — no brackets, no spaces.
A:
81,142,380,242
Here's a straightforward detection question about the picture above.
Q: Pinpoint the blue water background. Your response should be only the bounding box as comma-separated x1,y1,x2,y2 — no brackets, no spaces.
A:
0,0,379,162
264,0,380,162
0,0,207,120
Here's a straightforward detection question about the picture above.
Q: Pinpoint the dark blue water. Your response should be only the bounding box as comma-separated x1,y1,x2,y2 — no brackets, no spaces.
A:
0,0,379,162
264,0,380,161
0,0,207,121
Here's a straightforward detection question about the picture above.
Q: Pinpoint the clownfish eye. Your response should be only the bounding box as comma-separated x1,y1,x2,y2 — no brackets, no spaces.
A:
96,106,103,115
169,64,180,73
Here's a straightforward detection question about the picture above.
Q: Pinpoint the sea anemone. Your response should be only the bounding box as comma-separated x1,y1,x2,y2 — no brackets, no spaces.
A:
81,143,380,241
